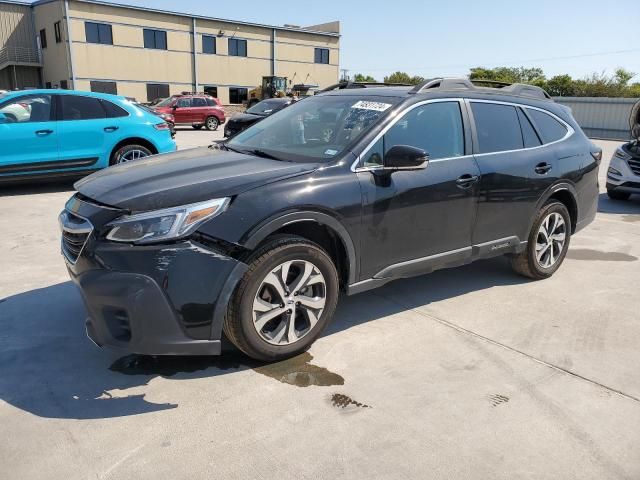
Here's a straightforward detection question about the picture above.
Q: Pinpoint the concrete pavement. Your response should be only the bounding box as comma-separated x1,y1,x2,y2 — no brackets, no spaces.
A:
0,135,638,479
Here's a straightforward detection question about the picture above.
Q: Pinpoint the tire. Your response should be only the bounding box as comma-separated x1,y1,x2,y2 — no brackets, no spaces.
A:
192,125,203,130
110,144,153,166
223,235,339,362
510,201,571,280
205,116,219,131
607,189,631,201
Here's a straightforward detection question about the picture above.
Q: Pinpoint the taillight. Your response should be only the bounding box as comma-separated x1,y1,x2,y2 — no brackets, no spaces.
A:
153,122,169,131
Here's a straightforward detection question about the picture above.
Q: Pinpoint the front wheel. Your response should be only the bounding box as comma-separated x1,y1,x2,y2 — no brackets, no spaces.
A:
205,116,219,131
223,235,339,361
607,189,630,201
510,201,571,279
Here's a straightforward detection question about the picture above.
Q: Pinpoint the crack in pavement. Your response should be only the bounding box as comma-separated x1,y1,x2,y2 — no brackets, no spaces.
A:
376,293,640,404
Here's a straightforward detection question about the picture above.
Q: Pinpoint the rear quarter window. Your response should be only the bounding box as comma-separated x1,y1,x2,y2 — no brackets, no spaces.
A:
471,102,523,154
527,109,568,144
101,100,129,118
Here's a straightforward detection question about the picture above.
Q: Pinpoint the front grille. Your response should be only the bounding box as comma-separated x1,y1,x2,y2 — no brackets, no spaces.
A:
627,158,640,176
59,210,93,264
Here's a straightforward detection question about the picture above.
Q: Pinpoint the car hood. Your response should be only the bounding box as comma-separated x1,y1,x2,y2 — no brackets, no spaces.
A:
228,112,264,124
75,147,319,212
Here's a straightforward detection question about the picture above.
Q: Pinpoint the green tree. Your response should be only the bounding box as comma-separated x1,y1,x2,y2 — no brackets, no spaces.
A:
469,66,545,84
614,68,635,86
353,73,377,83
545,74,576,97
383,71,425,85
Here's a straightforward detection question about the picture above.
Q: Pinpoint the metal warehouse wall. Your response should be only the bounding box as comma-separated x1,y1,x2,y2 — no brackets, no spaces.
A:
554,96,638,141
0,2,36,49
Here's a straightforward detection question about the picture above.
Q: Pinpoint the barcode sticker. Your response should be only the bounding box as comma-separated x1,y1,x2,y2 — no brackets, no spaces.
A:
351,101,392,112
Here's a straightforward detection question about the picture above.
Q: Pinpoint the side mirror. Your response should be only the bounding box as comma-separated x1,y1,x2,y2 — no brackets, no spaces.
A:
384,145,429,170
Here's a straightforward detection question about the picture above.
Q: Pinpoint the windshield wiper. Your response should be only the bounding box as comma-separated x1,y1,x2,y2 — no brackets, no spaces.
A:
245,149,282,160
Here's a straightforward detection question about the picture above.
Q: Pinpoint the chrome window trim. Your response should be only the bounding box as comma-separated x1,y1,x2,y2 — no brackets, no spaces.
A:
351,97,576,172
351,98,465,172
467,99,575,157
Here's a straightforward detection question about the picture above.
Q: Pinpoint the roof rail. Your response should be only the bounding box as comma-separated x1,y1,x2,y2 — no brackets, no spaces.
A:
409,77,552,101
318,81,413,93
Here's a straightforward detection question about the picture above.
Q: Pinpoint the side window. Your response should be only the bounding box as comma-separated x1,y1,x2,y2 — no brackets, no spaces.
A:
517,108,541,148
176,98,192,108
362,102,465,167
60,95,106,121
100,100,128,118
471,102,523,154
0,95,52,123
192,98,207,107
527,109,568,144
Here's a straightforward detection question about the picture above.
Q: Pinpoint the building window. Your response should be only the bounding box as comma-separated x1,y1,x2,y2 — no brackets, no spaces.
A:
314,48,329,64
229,87,248,104
85,22,113,45
228,38,247,57
146,83,170,102
204,86,218,98
90,80,118,95
60,80,68,89
143,29,167,50
54,22,62,43
39,29,47,49
202,35,216,54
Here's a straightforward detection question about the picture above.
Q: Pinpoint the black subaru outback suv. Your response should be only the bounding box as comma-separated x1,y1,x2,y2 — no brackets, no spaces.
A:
60,78,600,361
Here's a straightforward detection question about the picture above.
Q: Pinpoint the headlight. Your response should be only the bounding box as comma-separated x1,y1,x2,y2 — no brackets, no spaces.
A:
106,198,230,244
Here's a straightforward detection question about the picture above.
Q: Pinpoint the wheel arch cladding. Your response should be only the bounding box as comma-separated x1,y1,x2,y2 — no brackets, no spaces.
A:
242,211,357,288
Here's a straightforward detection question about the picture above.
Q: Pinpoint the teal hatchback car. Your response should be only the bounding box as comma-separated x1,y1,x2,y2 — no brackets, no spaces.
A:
0,89,176,182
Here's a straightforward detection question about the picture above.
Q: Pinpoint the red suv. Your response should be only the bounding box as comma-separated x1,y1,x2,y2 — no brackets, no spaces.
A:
154,93,225,131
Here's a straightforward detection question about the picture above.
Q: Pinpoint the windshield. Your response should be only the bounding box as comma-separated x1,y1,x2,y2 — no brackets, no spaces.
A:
227,95,400,162
154,96,175,107
246,100,289,116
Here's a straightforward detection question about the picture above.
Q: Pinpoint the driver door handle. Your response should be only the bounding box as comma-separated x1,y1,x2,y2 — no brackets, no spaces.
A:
35,129,53,136
456,174,479,188
104,126,119,133
535,162,552,174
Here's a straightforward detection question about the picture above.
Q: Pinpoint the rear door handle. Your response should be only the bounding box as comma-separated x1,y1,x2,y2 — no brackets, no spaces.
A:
535,162,552,174
456,174,479,188
35,129,53,136
104,126,119,133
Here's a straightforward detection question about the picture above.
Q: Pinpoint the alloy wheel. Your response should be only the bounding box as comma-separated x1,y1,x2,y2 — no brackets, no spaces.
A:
252,260,327,346
118,149,149,164
207,117,219,130
535,212,566,268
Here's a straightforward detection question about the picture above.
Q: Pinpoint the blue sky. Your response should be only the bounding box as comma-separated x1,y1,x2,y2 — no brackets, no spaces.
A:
119,0,640,82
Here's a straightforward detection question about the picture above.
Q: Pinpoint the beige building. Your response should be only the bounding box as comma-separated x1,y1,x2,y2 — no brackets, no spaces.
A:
0,0,340,104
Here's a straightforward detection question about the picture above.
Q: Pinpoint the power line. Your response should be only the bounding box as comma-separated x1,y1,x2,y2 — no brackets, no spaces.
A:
347,48,640,73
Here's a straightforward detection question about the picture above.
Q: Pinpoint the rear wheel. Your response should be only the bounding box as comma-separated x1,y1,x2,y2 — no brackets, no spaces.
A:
511,201,571,279
223,235,339,361
607,189,631,201
110,144,152,166
205,116,219,131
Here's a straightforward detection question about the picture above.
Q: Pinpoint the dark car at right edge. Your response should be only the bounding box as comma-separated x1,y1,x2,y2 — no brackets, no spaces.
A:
59,78,600,362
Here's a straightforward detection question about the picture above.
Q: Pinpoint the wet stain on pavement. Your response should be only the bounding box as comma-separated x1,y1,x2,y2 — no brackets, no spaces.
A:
489,394,509,407
109,351,343,388
622,215,640,223
331,393,371,409
566,249,637,262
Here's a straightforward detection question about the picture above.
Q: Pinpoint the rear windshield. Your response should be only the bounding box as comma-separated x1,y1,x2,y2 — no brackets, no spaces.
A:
246,100,290,116
155,96,178,107
227,95,402,163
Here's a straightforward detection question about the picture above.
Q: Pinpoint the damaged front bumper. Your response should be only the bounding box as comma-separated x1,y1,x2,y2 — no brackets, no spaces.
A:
61,200,247,355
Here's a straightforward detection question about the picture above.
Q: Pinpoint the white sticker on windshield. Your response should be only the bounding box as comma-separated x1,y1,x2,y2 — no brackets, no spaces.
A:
351,101,392,112
324,149,339,156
